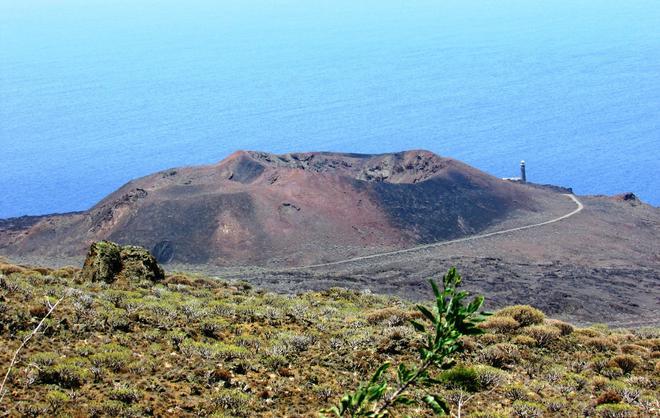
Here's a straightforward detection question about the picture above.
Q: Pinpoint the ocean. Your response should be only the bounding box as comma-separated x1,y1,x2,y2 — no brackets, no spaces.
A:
1,0,659,218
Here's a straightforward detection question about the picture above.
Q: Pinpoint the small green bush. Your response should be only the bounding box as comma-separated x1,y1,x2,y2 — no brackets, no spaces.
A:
441,365,481,392
43,363,91,388
595,403,636,418
545,319,574,336
503,383,529,401
480,316,520,334
180,339,215,359
511,335,536,347
608,355,641,374
261,354,288,371
323,268,487,417
585,337,618,352
473,364,508,389
104,308,131,331
201,318,229,338
109,385,141,404
88,400,127,416
90,350,132,371
495,305,545,327
213,342,249,361
601,366,624,379
212,388,252,416
511,400,544,418
522,324,561,347
30,351,59,367
480,343,520,368
45,390,70,412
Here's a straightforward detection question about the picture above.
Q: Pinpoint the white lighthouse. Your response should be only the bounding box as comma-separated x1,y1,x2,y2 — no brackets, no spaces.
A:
520,160,526,183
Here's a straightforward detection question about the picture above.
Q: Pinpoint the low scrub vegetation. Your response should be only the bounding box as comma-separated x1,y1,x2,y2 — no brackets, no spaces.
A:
0,262,658,416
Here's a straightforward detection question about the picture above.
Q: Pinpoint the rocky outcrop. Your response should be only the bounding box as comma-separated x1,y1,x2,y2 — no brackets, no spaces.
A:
79,241,164,283
613,192,642,206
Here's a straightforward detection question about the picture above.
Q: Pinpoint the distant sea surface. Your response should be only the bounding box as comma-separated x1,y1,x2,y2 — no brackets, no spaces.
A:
1,0,659,218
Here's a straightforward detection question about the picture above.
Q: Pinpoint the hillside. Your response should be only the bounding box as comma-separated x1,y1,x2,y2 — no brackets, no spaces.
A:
221,193,660,326
0,150,549,266
0,262,657,417
1,151,659,326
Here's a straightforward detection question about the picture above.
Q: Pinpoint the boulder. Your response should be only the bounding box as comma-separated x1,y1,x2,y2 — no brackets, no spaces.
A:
79,241,164,283
119,245,165,282
79,241,121,283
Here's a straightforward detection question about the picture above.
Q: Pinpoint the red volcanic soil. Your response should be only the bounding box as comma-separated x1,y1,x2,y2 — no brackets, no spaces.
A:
1,150,546,266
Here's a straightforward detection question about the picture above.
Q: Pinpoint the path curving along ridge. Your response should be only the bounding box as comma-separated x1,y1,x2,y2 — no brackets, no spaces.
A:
291,194,584,270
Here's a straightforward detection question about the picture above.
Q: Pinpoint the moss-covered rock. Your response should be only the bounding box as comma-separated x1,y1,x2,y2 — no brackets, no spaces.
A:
119,245,164,283
79,241,121,283
79,241,164,284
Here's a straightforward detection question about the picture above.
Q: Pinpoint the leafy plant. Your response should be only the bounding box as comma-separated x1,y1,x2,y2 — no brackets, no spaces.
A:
323,267,488,417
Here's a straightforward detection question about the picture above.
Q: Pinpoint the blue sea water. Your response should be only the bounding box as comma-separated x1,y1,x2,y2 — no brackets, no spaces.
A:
1,0,659,218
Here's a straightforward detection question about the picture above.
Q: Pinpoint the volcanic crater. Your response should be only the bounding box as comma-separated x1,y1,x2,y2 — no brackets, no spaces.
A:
1,150,542,266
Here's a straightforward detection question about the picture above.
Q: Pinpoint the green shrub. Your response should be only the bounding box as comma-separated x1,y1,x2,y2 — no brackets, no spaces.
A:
30,351,59,367
608,355,641,374
606,381,641,404
17,402,48,417
167,330,187,348
545,319,574,336
480,316,520,334
511,400,543,418
495,305,545,327
480,343,520,368
104,308,131,331
511,335,536,347
43,363,91,388
595,403,636,418
213,342,249,361
585,337,618,352
619,344,648,355
473,364,508,389
261,354,288,371
201,318,229,338
45,390,70,412
601,366,624,379
503,383,529,401
212,388,252,415
441,365,480,392
180,339,215,359
88,400,127,416
591,375,610,391
109,385,141,404
323,267,487,417
90,350,132,372
74,342,95,357
522,324,561,347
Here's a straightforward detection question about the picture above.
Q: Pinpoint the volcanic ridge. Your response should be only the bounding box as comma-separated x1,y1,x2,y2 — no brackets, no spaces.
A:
2,150,543,266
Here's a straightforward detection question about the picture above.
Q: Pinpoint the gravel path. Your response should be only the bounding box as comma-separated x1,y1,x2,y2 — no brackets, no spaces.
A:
290,194,583,270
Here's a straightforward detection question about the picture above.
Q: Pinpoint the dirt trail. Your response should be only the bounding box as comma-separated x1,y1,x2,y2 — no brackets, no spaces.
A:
290,194,584,270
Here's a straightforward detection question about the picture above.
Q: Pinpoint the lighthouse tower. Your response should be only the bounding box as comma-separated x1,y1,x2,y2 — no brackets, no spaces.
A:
520,160,526,183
